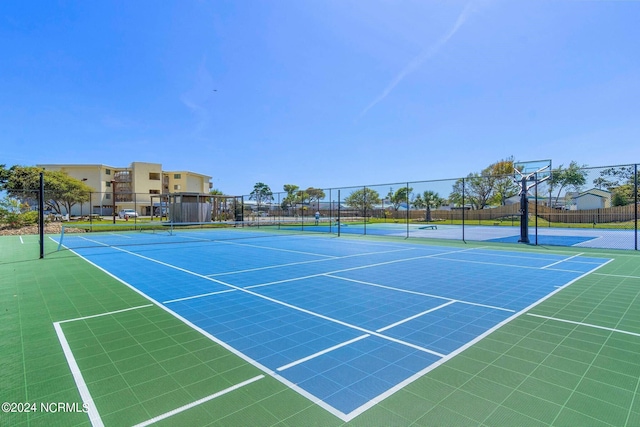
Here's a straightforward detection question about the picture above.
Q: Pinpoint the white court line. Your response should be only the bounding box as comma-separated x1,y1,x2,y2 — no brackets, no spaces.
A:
207,248,416,277
593,272,640,280
60,238,616,422
57,304,153,324
376,301,458,333
324,274,515,313
54,323,104,427
541,253,583,269
246,247,484,290
61,246,349,421
103,245,448,358
277,335,370,372
218,239,338,258
343,256,615,421
132,375,265,427
527,313,640,338
163,289,236,304
53,304,155,427
19,236,24,244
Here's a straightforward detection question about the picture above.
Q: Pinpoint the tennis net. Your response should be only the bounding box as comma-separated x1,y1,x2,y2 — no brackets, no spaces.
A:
55,221,329,251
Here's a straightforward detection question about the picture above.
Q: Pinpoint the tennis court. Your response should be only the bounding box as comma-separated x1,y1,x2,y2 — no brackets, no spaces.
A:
2,226,640,426
280,221,639,250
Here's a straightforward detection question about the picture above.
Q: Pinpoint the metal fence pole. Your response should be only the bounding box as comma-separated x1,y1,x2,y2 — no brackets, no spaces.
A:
535,173,539,245
363,186,367,236
462,178,466,242
338,190,341,237
39,172,44,259
633,163,638,251
406,182,410,239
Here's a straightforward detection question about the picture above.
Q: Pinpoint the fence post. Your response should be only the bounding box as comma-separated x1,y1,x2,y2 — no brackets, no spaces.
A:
39,172,44,259
462,178,466,242
406,182,410,239
635,163,638,251
363,186,367,236
338,190,341,237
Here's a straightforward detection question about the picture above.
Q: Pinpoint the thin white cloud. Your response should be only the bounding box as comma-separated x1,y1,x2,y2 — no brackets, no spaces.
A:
359,3,474,118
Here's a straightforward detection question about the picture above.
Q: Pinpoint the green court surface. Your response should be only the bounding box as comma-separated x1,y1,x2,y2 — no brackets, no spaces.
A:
2,233,640,426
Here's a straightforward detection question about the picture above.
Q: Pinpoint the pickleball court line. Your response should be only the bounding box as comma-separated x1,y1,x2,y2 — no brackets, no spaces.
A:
52,245,351,421
106,245,449,357
58,241,615,422
206,247,418,277
323,274,515,313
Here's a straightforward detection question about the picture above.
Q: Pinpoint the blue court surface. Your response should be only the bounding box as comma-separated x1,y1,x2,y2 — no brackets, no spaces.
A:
54,230,611,420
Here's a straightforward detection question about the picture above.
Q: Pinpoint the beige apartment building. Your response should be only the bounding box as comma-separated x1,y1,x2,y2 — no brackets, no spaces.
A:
38,162,212,216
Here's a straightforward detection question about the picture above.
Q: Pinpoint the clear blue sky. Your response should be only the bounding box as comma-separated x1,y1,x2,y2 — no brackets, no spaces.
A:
2,1,639,196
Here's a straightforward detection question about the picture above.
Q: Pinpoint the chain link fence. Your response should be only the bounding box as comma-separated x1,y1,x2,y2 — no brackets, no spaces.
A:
2,163,638,251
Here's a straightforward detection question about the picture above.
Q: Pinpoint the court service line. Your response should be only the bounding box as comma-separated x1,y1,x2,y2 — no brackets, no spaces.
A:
218,239,338,258
132,375,265,427
19,236,24,244
277,334,370,372
592,272,640,280
53,323,104,427
207,248,417,277
526,313,640,338
163,289,236,304
343,257,616,421
324,274,515,313
61,246,349,421
57,304,154,324
246,247,485,290
541,253,583,269
107,245,448,358
376,301,458,333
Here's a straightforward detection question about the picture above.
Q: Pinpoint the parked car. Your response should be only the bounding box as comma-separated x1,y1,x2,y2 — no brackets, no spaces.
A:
118,209,139,219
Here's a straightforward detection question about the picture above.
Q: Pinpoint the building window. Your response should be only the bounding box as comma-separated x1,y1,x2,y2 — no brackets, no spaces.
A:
174,184,181,190
149,190,160,194
174,174,181,179
106,181,111,187
149,173,160,180
105,194,111,200
105,169,111,175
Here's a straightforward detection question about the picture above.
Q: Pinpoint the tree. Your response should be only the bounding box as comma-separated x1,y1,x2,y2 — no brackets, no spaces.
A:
281,184,299,215
413,190,444,222
549,161,588,207
2,166,92,214
0,164,12,187
487,157,518,205
344,188,380,217
249,182,273,214
593,166,634,191
305,187,326,212
450,172,495,210
387,186,412,218
594,166,638,206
